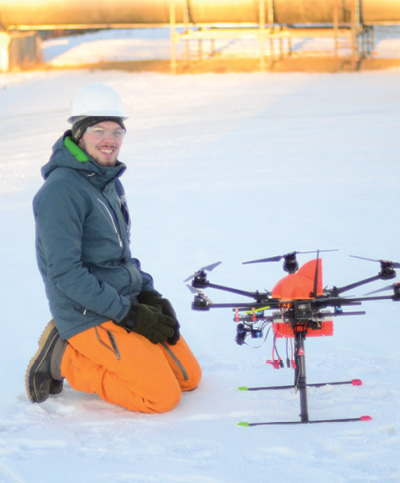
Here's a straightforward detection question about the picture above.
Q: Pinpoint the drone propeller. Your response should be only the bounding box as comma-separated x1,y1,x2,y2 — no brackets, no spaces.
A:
186,283,200,294
350,255,400,269
365,282,400,296
243,249,338,265
183,261,222,283
243,249,338,274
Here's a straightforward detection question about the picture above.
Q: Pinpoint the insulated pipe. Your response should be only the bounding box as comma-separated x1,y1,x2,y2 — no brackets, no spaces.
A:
1,0,400,29
361,0,400,25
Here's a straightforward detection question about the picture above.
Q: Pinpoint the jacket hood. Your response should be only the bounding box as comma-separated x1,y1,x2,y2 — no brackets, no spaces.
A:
41,131,126,186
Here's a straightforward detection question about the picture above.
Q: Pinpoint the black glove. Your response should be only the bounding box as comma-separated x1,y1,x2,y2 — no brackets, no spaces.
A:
137,291,181,345
116,302,176,344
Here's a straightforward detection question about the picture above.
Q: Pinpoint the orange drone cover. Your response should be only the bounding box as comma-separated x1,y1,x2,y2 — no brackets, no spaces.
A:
271,259,323,301
273,320,334,338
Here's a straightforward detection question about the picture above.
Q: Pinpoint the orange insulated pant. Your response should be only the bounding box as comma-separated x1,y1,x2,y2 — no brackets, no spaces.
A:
60,321,202,413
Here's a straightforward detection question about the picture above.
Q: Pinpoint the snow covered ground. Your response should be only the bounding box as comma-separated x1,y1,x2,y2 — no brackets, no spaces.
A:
0,29,400,482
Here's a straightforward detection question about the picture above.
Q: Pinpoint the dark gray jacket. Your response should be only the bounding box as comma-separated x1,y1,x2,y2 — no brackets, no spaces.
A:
33,132,155,340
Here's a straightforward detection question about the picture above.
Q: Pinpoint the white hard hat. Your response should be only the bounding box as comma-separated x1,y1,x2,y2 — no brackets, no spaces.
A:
67,83,128,124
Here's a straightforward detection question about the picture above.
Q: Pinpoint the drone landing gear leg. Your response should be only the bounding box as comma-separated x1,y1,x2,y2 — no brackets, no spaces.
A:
294,332,309,423
238,332,372,427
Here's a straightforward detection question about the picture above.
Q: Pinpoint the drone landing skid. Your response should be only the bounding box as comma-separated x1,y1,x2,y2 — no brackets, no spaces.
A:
239,379,362,391
238,416,372,426
238,331,371,426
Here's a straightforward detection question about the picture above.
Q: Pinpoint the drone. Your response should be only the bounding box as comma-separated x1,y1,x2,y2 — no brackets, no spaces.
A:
186,251,400,426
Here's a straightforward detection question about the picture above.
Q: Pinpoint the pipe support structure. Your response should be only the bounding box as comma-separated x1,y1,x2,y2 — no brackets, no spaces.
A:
0,0,399,72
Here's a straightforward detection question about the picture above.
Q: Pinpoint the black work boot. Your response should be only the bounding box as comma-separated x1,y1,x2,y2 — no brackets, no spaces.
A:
25,320,67,403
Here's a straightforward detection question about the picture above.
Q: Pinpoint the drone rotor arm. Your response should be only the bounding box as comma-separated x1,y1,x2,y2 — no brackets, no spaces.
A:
205,282,270,302
333,271,396,295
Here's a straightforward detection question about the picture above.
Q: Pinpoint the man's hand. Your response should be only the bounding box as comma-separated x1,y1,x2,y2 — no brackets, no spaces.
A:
137,292,181,345
116,303,176,344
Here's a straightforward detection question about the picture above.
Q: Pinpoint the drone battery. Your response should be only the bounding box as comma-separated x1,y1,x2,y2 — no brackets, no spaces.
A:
273,321,334,338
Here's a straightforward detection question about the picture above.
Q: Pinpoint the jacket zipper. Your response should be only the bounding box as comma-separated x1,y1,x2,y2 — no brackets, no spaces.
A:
97,198,123,248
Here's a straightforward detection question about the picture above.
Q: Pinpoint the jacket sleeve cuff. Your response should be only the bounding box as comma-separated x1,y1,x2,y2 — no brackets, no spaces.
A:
114,297,131,323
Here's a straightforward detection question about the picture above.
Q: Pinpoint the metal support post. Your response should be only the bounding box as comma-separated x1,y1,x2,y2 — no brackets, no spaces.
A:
333,1,339,60
370,26,375,54
183,1,190,62
351,0,359,67
170,1,177,74
259,0,266,71
198,29,203,59
0,33,11,72
267,0,274,66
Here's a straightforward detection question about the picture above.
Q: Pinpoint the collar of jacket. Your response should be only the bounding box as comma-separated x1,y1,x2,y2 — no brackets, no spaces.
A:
64,135,90,163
